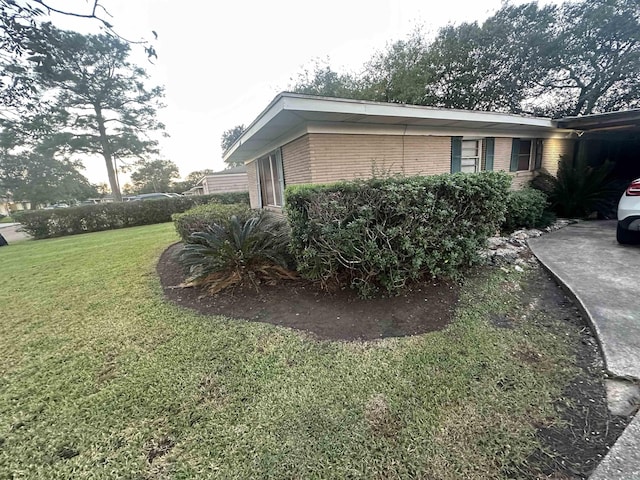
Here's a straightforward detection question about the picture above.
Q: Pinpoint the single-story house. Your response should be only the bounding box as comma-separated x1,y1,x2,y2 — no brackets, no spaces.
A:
186,166,249,196
223,93,640,210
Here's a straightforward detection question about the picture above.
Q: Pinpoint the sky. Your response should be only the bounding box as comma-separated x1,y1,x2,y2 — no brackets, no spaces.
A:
51,0,562,187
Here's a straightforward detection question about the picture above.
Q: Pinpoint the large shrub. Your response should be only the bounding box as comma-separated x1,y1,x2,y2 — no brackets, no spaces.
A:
502,188,552,232
172,203,251,242
15,192,249,239
285,172,511,298
178,211,295,293
531,157,621,218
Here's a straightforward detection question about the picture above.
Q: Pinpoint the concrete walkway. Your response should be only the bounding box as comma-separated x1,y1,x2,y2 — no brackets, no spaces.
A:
0,223,31,243
528,220,640,480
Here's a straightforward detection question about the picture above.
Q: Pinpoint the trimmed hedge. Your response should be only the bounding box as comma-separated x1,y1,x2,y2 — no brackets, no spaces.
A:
503,188,551,232
285,172,511,297
15,192,249,239
172,203,251,242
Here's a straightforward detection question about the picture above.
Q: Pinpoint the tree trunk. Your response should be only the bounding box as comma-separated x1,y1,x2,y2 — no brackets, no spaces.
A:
94,105,122,202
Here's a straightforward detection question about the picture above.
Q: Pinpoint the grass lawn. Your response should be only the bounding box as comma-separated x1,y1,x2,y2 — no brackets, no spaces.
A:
0,223,582,479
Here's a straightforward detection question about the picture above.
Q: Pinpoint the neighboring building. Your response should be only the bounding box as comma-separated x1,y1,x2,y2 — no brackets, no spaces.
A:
0,197,31,216
223,93,582,210
195,165,249,196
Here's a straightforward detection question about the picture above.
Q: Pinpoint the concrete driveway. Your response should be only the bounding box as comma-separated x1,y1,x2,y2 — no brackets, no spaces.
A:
528,220,640,380
528,220,640,480
0,223,31,243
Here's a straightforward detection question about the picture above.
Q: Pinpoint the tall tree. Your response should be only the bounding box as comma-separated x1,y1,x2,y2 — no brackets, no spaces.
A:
0,1,157,108
221,124,245,165
28,27,165,201
291,59,362,100
0,123,96,206
129,159,179,194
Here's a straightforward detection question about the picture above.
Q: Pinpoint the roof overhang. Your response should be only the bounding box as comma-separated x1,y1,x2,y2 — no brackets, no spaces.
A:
223,92,572,165
557,109,640,133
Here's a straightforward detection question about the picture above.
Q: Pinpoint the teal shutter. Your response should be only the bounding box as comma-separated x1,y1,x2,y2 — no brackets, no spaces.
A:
451,136,462,173
510,138,520,172
485,137,495,171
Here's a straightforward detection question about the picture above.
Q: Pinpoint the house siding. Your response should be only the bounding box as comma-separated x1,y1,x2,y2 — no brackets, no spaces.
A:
542,138,574,175
246,162,260,209
202,173,248,195
282,136,312,185
307,134,451,183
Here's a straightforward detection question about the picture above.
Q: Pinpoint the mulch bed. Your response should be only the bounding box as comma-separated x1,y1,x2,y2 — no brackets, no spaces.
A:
156,243,459,341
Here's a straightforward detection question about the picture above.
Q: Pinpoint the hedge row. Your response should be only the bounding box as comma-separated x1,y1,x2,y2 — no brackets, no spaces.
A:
15,192,250,239
172,203,251,242
285,172,511,297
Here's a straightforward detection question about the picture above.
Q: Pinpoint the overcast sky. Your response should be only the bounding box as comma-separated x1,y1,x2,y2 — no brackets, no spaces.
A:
52,0,561,186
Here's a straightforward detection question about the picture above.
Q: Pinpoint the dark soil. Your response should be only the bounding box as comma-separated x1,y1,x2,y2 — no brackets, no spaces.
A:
156,243,459,341
156,244,631,479
514,267,631,479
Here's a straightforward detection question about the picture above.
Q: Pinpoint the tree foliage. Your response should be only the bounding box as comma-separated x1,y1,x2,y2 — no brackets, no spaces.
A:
0,0,156,108
24,27,165,201
0,121,96,205
221,125,245,153
129,159,180,194
289,0,640,117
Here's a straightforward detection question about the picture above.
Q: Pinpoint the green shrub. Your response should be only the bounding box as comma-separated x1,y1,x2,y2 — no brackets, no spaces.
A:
531,157,621,218
15,192,249,239
285,172,511,298
172,203,251,242
502,188,552,232
178,212,295,293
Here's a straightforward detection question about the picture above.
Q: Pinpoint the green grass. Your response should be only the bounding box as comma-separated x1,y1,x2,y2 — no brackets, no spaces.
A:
0,216,13,223
0,223,579,479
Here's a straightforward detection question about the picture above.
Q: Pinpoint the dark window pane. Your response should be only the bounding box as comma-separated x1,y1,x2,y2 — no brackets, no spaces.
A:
518,140,531,171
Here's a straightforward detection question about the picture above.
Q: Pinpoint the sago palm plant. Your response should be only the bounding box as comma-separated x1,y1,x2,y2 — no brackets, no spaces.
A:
178,212,296,293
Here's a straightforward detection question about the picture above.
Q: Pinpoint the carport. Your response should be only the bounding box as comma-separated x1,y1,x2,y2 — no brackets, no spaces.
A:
557,109,640,184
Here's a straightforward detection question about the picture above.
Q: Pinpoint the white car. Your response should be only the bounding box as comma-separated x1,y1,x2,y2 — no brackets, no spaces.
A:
617,178,640,245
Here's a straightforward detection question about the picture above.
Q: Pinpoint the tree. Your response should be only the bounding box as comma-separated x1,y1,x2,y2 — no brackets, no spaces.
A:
170,169,216,193
530,0,640,116
0,0,157,109
291,58,363,99
129,159,179,194
0,124,97,206
221,125,245,152
287,0,640,117
27,27,165,202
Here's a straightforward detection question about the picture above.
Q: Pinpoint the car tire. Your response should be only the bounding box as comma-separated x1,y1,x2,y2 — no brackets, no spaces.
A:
617,222,640,245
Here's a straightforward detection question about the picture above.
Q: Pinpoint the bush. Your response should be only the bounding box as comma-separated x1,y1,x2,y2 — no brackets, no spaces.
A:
531,157,622,218
502,188,552,232
178,212,295,293
285,172,511,298
172,203,251,242
15,192,249,239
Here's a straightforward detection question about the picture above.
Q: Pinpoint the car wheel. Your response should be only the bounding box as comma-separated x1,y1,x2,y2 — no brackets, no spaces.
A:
617,222,640,245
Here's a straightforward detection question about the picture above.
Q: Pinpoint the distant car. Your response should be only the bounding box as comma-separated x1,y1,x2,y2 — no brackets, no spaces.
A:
43,203,70,210
130,193,173,201
617,178,640,245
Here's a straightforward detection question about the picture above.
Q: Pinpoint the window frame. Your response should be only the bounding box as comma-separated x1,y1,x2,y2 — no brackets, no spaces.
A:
256,149,284,208
460,138,482,173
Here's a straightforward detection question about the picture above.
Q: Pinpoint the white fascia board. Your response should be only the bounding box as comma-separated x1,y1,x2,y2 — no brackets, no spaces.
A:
223,94,287,162
282,94,555,129
305,122,576,139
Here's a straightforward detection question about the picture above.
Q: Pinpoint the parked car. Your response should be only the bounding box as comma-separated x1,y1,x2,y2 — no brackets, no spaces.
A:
130,193,173,201
617,178,640,244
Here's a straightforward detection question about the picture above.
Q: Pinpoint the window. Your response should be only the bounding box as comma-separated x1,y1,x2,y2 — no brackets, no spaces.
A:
517,140,532,171
461,139,481,173
257,150,283,207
